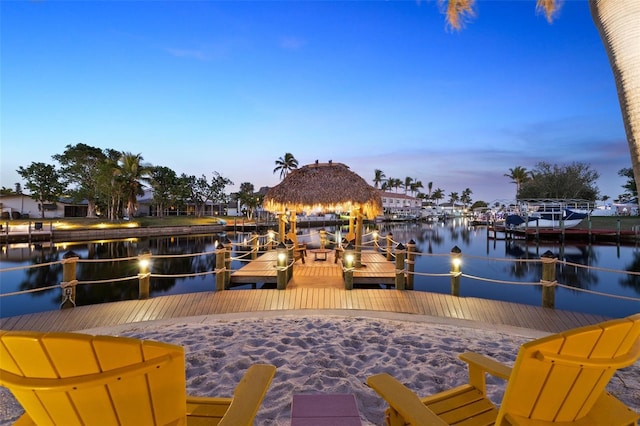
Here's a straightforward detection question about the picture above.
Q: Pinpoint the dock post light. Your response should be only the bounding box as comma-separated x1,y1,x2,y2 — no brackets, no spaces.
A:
344,243,355,290
138,249,151,299
450,245,462,297
344,243,355,271
277,242,287,270
276,242,288,290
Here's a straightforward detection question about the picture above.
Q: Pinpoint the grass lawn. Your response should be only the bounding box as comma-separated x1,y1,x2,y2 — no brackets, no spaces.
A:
4,216,248,230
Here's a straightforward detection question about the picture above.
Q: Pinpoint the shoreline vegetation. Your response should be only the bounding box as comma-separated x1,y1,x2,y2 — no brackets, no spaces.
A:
3,214,639,230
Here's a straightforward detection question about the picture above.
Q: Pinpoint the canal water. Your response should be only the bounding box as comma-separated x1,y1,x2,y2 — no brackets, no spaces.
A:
1,218,638,318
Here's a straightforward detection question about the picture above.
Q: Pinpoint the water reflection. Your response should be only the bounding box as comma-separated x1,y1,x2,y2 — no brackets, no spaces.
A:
1,222,638,318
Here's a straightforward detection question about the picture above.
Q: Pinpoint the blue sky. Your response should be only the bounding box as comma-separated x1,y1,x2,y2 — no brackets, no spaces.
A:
1,0,631,203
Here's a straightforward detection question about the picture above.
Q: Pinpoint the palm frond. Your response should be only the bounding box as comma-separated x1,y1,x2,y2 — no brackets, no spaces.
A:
536,0,562,23
440,0,476,31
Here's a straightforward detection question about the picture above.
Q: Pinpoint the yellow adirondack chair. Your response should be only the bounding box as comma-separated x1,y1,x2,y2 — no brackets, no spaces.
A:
368,313,640,426
0,330,276,426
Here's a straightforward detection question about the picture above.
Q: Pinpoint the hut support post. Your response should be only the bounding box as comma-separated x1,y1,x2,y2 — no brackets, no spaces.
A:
355,208,364,268
346,211,356,242
287,209,298,246
278,213,286,243
541,250,557,309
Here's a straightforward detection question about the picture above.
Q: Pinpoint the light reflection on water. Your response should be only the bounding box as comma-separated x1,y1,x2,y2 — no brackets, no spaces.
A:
1,218,638,318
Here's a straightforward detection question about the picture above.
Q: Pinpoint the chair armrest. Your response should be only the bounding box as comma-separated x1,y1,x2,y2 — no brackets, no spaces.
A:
218,364,276,426
367,373,449,426
459,352,512,380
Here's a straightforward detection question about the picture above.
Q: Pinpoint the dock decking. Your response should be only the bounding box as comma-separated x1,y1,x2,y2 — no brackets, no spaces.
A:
0,248,611,334
230,250,395,287
0,288,608,335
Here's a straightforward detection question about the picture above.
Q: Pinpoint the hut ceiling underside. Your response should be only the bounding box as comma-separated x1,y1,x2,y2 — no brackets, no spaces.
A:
264,200,381,218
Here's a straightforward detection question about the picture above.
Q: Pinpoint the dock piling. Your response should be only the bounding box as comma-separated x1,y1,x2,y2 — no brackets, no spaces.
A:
541,250,557,309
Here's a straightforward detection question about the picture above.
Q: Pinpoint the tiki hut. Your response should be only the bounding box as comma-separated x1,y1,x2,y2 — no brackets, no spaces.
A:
263,161,382,218
263,161,382,267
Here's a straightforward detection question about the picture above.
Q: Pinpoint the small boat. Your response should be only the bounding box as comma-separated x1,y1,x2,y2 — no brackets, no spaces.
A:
504,200,591,229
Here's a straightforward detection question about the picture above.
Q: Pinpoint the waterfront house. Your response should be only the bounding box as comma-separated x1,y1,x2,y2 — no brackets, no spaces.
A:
0,194,87,219
379,191,421,217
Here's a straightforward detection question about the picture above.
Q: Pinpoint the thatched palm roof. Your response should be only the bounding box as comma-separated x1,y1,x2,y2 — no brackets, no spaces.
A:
263,162,382,218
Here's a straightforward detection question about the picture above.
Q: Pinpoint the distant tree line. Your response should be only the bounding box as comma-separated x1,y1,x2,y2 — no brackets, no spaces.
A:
5,143,243,220
505,161,637,203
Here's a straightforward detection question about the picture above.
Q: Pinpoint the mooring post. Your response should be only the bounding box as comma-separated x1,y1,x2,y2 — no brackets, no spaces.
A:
617,219,621,243
373,230,379,252
61,250,79,309
138,249,151,299
406,239,415,290
268,230,275,250
320,229,327,249
450,245,462,297
343,243,355,290
540,250,557,309
215,243,226,291
252,232,259,260
276,242,288,290
224,238,232,288
386,233,393,261
394,243,406,290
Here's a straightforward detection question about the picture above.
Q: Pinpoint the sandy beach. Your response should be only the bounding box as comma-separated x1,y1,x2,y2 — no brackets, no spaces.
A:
1,310,638,425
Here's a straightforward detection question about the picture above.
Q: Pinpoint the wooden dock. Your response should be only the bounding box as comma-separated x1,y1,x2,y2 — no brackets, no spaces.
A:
0,248,612,335
488,225,639,243
230,250,395,288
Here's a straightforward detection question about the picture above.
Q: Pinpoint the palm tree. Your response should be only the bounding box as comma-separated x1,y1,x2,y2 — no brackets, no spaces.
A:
432,188,445,206
411,180,424,197
387,178,403,193
504,166,530,197
273,153,299,180
373,169,386,188
443,0,640,207
403,176,414,194
118,152,151,219
427,181,433,200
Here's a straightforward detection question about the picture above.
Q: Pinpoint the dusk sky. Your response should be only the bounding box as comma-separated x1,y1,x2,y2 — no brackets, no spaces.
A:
1,0,631,204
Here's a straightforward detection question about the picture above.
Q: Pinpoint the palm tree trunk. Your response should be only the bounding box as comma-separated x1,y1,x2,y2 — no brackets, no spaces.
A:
590,0,640,195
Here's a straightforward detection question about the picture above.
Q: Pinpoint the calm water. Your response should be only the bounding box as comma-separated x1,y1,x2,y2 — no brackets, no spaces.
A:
1,218,638,318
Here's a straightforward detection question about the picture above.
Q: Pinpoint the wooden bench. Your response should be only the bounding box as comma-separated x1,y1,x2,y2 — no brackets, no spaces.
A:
291,393,362,425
